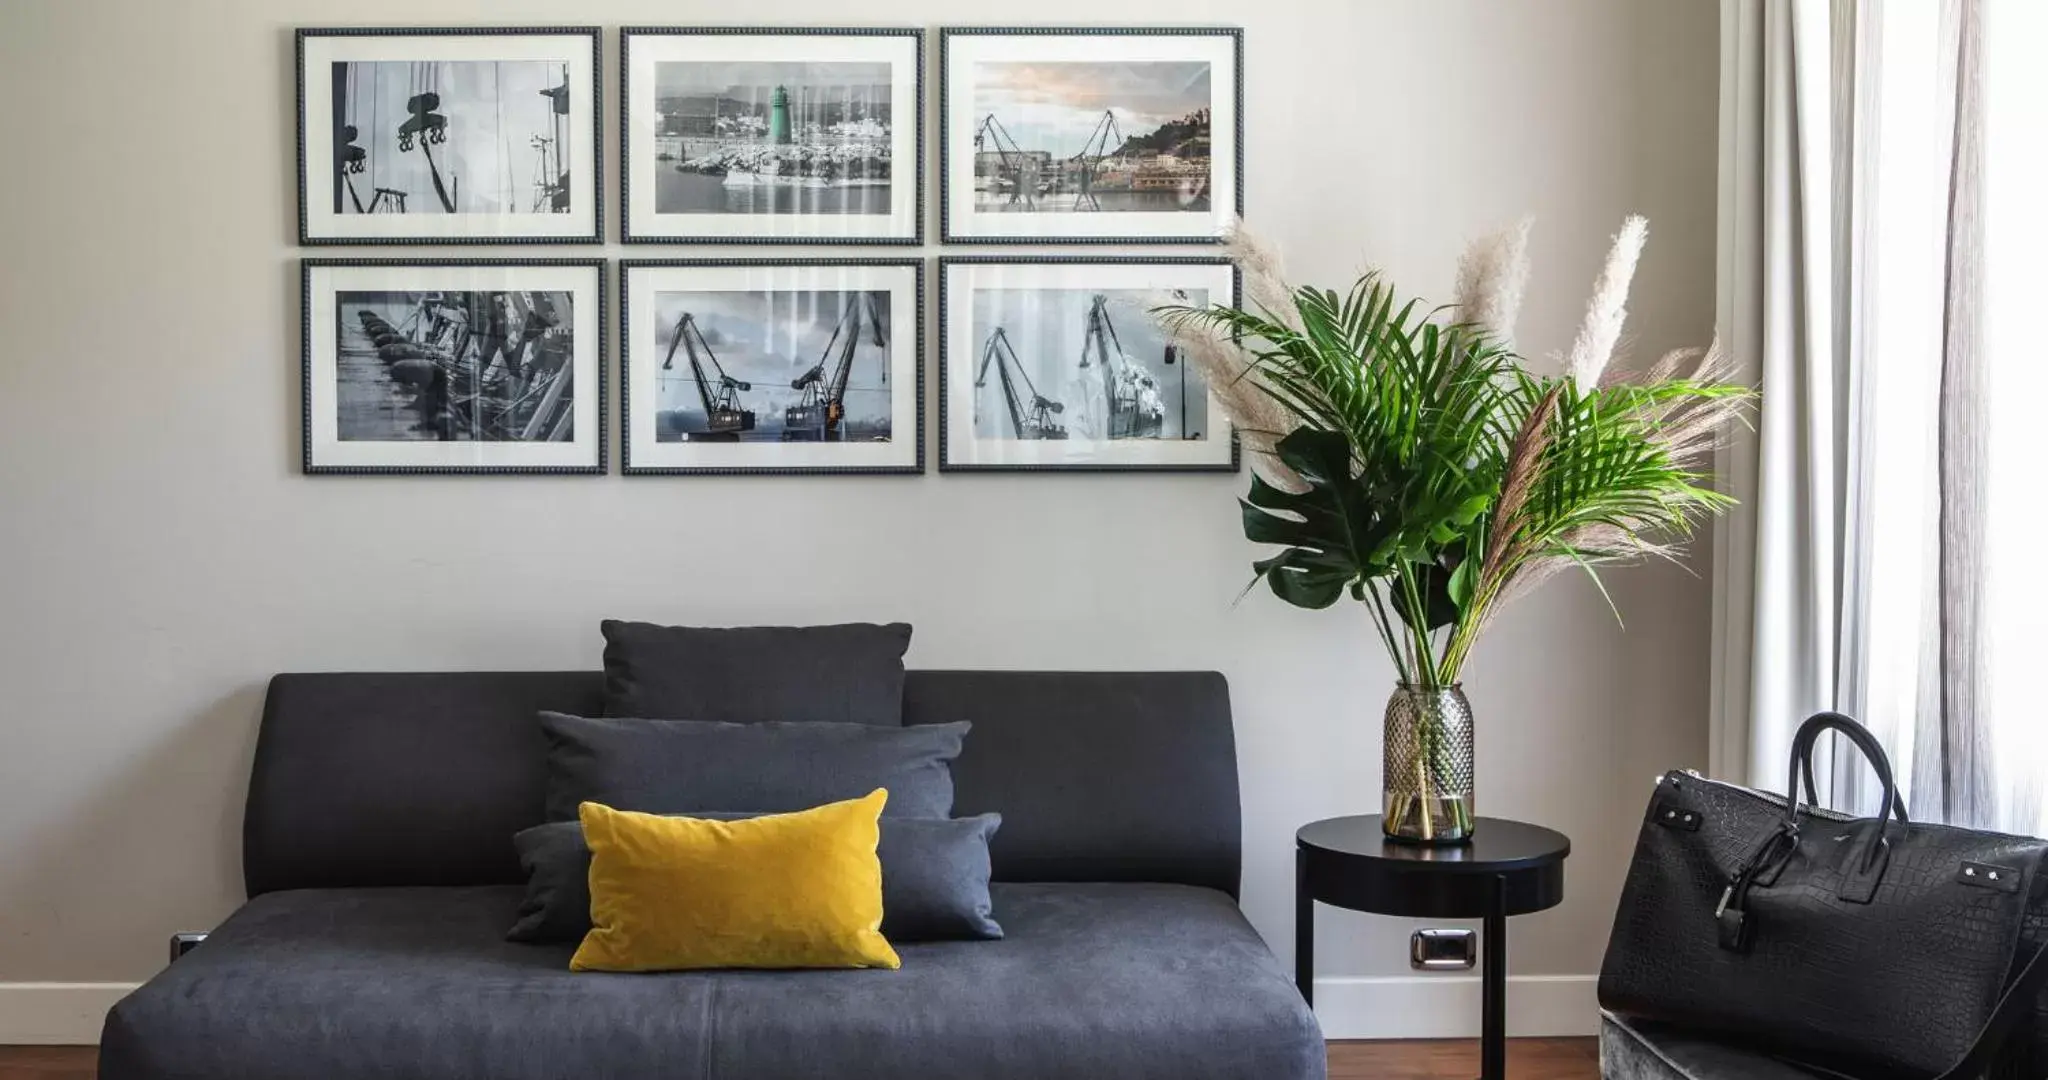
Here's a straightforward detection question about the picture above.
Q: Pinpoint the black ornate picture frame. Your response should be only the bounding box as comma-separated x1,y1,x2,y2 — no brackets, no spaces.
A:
937,255,1242,473
620,27,925,245
620,258,925,475
939,26,1243,244
300,258,608,475
296,27,603,245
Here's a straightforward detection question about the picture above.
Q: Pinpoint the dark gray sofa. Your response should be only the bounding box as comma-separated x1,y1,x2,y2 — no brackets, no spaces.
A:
99,670,1325,1080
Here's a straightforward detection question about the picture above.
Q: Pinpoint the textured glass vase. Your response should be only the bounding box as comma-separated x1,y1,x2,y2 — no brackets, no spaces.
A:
1382,684,1476,844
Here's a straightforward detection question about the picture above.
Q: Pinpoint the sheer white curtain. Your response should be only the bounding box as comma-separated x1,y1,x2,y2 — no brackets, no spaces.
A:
1715,0,2047,835
1974,0,2048,834
1708,0,1840,787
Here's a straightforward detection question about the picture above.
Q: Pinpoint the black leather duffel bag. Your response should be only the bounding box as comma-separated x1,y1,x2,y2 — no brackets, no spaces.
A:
1598,712,2048,1079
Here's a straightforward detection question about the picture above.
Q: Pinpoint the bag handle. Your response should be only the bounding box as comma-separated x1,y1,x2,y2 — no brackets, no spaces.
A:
1791,713,1910,826
1784,713,1903,900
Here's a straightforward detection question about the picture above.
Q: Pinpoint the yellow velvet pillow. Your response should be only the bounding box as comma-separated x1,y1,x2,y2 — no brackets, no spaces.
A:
570,790,900,972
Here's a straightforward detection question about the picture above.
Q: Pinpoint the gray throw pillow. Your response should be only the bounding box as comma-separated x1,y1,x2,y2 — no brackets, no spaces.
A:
539,713,967,821
599,620,912,725
507,812,1004,944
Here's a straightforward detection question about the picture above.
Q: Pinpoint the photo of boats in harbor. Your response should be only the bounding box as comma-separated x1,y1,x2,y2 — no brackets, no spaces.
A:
333,289,577,443
298,29,601,243
970,61,1211,215
329,59,574,216
622,30,921,243
650,288,894,443
966,287,1209,444
653,61,893,217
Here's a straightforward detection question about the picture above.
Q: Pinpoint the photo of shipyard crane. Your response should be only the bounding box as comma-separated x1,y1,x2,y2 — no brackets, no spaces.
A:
975,328,1068,440
784,293,889,442
660,312,756,439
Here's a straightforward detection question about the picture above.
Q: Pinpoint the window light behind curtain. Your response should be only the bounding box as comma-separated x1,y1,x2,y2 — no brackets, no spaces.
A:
1851,0,2045,835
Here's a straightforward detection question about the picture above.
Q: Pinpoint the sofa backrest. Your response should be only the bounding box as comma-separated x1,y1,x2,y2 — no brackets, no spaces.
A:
243,670,1242,899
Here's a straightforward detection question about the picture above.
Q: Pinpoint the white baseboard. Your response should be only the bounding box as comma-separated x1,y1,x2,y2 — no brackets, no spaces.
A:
1311,974,1599,1040
0,983,138,1044
0,976,1596,1046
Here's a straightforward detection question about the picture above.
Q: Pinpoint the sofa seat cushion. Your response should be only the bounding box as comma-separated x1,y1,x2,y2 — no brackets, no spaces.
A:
1600,1012,1824,1080
101,883,1325,1080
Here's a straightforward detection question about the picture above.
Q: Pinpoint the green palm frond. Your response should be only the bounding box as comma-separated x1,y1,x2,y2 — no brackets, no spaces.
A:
1156,272,1751,689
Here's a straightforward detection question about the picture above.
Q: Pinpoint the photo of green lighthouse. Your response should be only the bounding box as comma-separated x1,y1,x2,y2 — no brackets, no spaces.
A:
653,61,894,216
767,85,792,144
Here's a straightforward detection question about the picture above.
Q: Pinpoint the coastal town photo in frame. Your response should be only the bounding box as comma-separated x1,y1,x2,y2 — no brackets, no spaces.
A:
297,28,601,244
939,257,1238,472
621,260,923,474
941,27,1241,243
622,29,924,244
301,259,606,474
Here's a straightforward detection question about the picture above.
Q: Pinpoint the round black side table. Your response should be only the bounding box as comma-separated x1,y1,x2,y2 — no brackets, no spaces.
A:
1296,815,1570,1080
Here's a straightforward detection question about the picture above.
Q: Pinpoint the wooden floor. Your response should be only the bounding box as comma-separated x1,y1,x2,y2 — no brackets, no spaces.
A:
0,1039,1599,1078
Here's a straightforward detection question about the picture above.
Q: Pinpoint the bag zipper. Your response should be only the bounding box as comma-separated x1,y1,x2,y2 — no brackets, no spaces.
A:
1675,769,1855,822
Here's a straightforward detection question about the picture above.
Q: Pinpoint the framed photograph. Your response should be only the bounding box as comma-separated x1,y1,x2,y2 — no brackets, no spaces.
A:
939,256,1239,472
621,260,923,475
297,27,601,244
940,26,1242,244
301,259,606,475
621,28,923,245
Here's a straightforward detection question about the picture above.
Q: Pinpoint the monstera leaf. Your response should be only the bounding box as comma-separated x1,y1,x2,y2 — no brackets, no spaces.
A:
1242,428,1480,631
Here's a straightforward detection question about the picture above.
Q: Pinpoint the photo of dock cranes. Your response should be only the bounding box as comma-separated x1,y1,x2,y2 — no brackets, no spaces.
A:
623,261,923,475
970,61,1212,215
967,288,1207,444
940,257,1239,472
941,28,1240,243
650,288,894,443
297,29,599,243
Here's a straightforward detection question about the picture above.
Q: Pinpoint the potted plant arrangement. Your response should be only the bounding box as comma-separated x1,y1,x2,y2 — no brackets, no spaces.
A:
1155,217,1751,844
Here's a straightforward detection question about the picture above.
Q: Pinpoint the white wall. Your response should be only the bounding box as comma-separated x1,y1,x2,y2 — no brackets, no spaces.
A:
0,0,1719,1042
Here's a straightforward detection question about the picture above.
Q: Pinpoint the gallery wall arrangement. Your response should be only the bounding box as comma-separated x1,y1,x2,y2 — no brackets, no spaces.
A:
288,24,1245,477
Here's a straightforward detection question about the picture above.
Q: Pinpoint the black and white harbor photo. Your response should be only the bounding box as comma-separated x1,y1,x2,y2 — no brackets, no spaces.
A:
942,28,1241,243
971,62,1212,215
940,257,1238,472
623,29,923,243
968,288,1209,443
298,28,600,243
328,60,575,217
654,61,894,218
302,260,605,474
651,288,894,443
334,289,576,443
623,260,923,474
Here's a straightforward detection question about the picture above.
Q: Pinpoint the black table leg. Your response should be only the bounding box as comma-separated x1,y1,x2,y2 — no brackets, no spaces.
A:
1480,871,1507,1080
1295,845,1313,1008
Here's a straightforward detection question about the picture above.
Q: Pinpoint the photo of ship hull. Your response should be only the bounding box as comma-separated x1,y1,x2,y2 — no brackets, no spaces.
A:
334,290,575,442
651,289,893,444
968,288,1209,444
